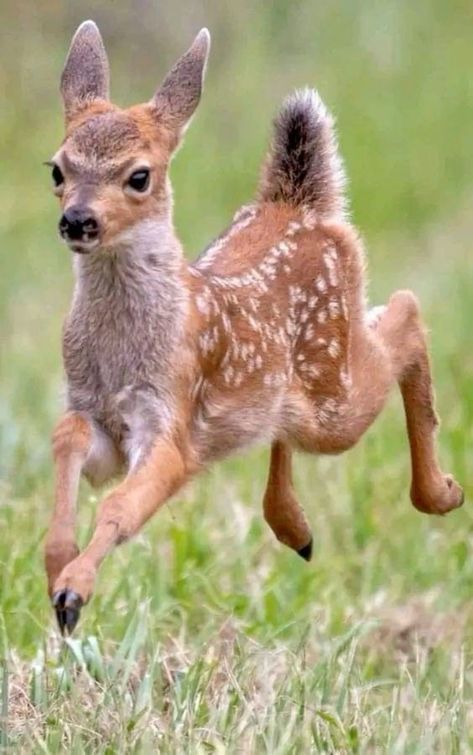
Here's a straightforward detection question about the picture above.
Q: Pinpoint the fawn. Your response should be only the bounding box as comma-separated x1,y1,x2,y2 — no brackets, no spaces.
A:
45,21,464,634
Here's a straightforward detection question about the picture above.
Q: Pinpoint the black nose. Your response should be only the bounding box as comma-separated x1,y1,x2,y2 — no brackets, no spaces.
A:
59,206,99,242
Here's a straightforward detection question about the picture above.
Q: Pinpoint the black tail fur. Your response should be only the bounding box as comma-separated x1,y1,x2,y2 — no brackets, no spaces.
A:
259,88,347,218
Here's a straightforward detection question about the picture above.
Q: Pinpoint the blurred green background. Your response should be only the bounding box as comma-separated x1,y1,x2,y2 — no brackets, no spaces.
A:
1,0,472,492
1,1,473,750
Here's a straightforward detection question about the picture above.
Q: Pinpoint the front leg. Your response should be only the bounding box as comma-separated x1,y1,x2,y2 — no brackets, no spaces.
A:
52,437,188,633
45,414,121,605
45,413,92,597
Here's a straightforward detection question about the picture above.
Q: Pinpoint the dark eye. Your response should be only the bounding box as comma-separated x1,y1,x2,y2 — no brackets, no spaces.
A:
52,164,64,187
127,169,150,193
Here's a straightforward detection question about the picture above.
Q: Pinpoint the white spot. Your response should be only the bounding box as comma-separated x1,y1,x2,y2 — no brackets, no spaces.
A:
306,364,321,378
199,330,217,356
366,305,387,329
191,375,204,401
263,372,285,388
302,208,317,230
326,244,338,262
300,309,309,323
232,341,241,359
223,365,235,384
328,299,341,319
328,339,341,359
278,326,288,345
323,253,339,287
198,204,257,270
286,221,302,236
316,275,327,293
222,312,232,333
195,294,210,316
317,309,328,324
304,324,315,342
340,366,352,389
324,398,339,413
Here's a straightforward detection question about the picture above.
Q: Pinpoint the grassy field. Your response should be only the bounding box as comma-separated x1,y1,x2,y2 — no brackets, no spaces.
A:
1,1,473,751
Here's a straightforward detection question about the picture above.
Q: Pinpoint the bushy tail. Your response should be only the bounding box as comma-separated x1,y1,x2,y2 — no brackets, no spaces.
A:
258,88,347,218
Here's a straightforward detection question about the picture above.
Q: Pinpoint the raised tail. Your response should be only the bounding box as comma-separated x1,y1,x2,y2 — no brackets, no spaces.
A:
258,88,347,218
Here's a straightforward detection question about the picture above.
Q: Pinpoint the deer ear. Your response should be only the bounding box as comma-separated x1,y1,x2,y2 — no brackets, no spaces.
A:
152,28,210,135
61,20,110,120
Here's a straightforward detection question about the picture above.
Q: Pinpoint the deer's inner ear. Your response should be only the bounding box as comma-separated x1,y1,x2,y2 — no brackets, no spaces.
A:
61,20,110,120
152,28,210,136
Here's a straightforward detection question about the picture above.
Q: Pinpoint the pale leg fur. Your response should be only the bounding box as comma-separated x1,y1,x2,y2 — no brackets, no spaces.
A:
52,438,187,606
45,413,91,596
263,442,313,560
351,289,463,514
45,413,121,596
378,291,463,513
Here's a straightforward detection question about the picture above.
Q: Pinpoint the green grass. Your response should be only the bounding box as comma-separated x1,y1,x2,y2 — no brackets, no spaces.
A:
1,1,473,751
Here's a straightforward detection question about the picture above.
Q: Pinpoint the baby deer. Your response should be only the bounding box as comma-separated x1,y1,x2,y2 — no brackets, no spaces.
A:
45,21,463,633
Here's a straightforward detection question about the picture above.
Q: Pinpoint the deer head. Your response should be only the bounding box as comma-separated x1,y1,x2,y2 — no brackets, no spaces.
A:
48,20,210,254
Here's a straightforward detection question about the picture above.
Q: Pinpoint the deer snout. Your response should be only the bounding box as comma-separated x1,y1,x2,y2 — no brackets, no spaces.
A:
59,206,100,251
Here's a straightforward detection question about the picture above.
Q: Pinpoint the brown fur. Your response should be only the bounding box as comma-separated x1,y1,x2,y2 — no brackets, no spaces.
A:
45,22,463,628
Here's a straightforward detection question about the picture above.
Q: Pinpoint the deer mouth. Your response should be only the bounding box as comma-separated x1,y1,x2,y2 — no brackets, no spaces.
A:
58,208,101,254
63,236,101,255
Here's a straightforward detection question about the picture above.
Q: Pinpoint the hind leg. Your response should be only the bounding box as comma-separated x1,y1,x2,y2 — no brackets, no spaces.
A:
263,441,313,560
345,290,463,513
287,290,462,516
376,290,463,514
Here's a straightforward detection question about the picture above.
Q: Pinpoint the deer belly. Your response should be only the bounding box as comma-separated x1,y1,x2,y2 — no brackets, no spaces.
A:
193,391,284,462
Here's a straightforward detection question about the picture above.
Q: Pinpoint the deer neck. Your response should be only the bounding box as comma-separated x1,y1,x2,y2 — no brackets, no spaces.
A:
68,214,191,409
72,215,189,329
65,214,193,445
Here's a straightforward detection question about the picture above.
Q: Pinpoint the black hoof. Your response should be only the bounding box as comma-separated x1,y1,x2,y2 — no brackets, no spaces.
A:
52,589,83,635
297,538,313,562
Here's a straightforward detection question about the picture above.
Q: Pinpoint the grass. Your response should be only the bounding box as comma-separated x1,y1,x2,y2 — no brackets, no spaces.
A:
1,1,473,751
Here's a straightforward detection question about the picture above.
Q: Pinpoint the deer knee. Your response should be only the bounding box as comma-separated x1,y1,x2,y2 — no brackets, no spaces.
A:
379,289,426,371
96,492,140,543
52,413,91,460
388,289,420,323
